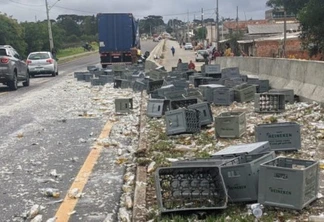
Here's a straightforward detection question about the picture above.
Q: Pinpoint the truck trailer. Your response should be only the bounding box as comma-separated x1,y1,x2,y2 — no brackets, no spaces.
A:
97,13,140,68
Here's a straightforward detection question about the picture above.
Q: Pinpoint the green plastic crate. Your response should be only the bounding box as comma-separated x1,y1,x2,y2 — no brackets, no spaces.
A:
258,157,319,210
215,111,246,138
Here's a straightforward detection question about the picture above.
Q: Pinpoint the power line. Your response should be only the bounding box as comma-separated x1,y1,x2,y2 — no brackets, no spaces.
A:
8,0,44,7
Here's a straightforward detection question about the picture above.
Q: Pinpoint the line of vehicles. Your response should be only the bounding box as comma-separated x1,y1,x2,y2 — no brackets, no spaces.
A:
0,45,58,90
1,13,141,91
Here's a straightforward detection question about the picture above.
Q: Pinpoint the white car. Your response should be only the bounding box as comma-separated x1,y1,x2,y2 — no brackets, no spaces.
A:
27,51,58,77
184,43,193,50
195,50,209,62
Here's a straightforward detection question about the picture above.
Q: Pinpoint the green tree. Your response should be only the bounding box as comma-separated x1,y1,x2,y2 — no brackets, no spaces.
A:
298,0,324,58
266,0,309,14
139,15,165,35
21,21,48,53
0,14,27,56
56,16,81,37
193,27,207,40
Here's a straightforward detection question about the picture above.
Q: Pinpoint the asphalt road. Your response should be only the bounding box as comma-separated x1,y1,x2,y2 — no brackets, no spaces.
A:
0,40,158,222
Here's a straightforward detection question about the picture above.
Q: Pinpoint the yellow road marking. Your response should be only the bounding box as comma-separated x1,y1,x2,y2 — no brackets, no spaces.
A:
55,121,114,221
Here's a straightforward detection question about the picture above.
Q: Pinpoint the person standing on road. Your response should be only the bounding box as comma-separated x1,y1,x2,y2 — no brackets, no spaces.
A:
171,46,175,56
188,60,195,70
178,58,182,64
224,43,232,57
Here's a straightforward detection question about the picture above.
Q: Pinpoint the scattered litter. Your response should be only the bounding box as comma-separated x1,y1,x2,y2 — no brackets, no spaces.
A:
39,188,60,198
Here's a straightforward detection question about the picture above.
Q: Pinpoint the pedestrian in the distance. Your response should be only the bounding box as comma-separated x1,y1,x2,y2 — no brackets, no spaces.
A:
188,60,195,70
171,46,175,56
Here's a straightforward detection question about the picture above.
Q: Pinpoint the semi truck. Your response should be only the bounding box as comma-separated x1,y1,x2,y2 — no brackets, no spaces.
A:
97,13,140,68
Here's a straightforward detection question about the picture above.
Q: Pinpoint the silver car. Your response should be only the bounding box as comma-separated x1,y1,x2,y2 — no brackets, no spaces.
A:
195,50,209,62
27,51,58,77
184,43,193,50
0,45,29,90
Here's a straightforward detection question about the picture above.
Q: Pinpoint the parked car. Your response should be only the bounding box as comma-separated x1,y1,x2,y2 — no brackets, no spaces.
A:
0,45,29,90
27,51,58,77
184,43,193,50
195,50,209,62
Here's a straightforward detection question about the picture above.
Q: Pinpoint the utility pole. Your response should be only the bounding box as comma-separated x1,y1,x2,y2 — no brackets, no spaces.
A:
45,0,54,51
283,9,287,58
236,6,239,34
216,0,219,50
45,0,60,51
187,10,190,42
201,8,204,27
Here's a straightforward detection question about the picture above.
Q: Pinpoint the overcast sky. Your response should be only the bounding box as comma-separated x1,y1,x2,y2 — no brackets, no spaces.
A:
0,0,270,22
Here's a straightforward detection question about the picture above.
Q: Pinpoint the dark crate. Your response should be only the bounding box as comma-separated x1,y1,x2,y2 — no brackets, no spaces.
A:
233,84,257,103
213,87,234,106
115,98,133,113
201,64,221,74
164,90,186,100
147,99,170,118
165,108,200,135
147,80,164,94
170,98,198,110
269,89,294,104
155,166,228,214
188,102,213,126
255,122,301,151
254,93,285,113
247,78,270,93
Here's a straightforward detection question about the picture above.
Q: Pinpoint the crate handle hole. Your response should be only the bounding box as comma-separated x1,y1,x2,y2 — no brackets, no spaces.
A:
274,173,288,180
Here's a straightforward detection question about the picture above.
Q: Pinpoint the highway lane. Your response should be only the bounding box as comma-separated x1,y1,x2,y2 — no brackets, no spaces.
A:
0,40,157,221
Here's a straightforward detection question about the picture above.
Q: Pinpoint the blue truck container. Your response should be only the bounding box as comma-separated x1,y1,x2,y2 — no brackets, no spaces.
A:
97,13,140,67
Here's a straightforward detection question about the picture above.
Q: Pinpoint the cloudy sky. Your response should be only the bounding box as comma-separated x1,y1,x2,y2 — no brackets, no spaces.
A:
0,0,270,22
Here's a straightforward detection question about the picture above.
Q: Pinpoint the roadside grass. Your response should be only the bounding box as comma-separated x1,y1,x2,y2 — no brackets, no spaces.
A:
56,42,98,59
144,119,309,222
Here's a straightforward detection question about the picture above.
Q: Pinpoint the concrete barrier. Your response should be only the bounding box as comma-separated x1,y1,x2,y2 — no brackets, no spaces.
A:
215,57,324,103
145,40,165,72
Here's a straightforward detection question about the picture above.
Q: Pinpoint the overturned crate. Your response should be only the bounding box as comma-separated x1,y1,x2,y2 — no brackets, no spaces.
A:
254,93,285,113
184,88,204,101
213,87,234,106
220,151,276,202
99,75,114,84
146,99,170,118
91,78,103,86
188,102,213,126
115,98,133,113
147,80,164,94
74,71,89,79
133,80,146,92
215,111,246,138
269,88,294,104
170,98,198,110
233,84,256,103
155,166,228,214
165,108,200,135
212,141,271,158
157,85,176,98
164,90,186,100
258,157,319,210
255,122,301,151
